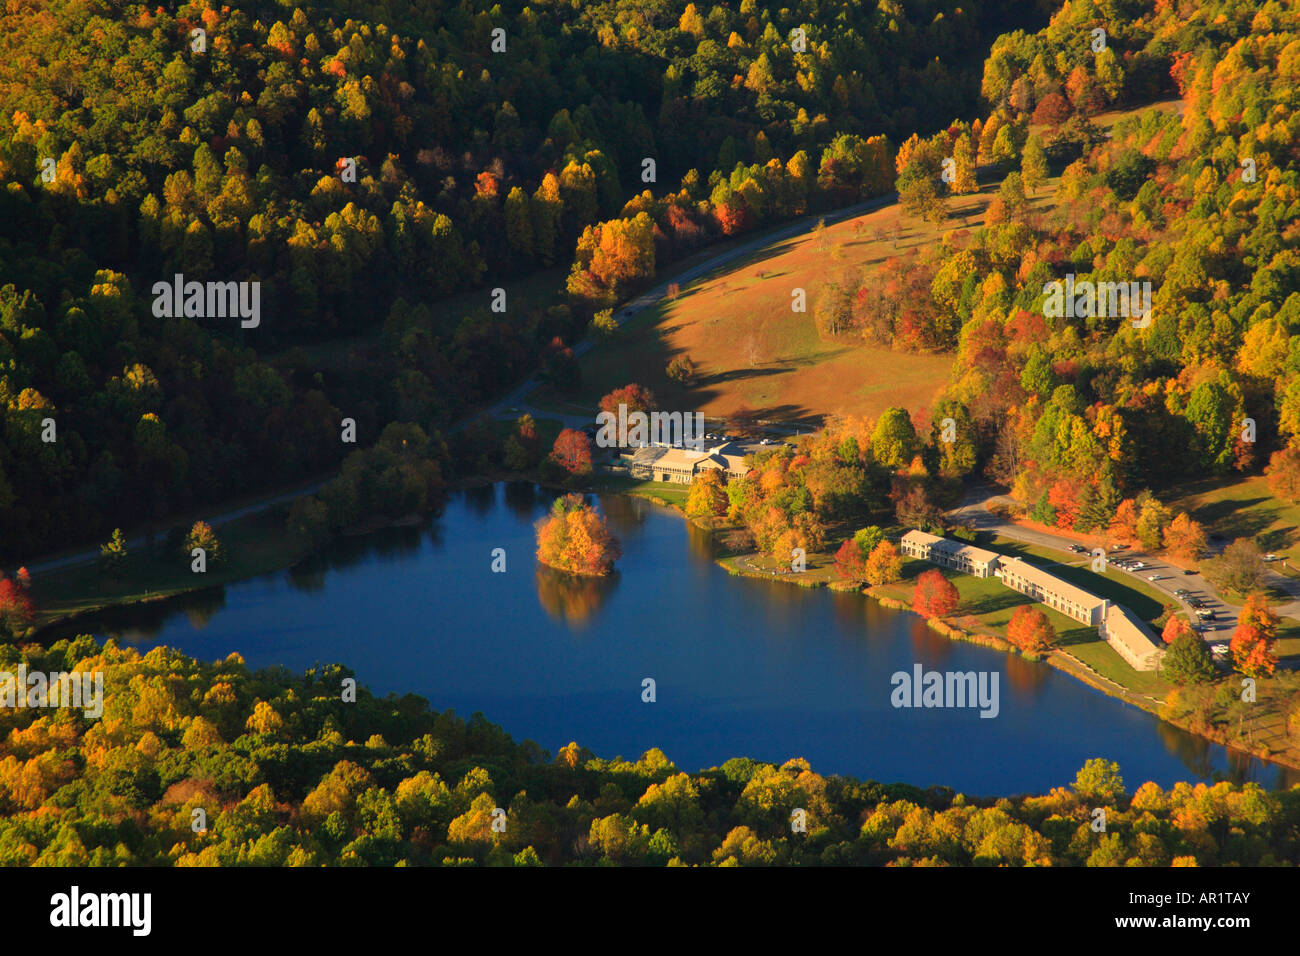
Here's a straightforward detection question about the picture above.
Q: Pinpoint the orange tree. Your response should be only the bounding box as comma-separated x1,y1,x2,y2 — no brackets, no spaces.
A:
536,493,621,576
912,569,958,619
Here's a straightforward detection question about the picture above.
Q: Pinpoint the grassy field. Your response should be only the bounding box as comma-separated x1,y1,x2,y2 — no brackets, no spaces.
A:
1164,474,1300,563
550,190,993,424
530,100,1182,430
29,506,308,630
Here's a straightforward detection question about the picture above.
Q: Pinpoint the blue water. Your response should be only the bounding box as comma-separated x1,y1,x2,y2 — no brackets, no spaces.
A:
70,482,1294,796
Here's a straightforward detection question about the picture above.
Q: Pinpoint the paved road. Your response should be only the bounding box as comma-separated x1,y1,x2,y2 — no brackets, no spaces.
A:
946,482,1300,633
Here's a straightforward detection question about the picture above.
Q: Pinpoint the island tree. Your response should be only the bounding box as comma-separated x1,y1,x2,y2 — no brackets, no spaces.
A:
536,494,621,576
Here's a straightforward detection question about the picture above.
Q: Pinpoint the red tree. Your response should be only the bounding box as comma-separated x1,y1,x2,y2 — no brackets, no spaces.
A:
1032,92,1072,126
551,429,593,475
912,569,959,619
0,574,35,630
1162,616,1194,645
599,384,656,416
1266,446,1300,503
833,538,867,586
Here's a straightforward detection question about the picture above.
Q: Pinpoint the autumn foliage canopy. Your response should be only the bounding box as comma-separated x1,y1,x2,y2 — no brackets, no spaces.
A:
912,569,959,619
1006,604,1056,653
536,494,622,577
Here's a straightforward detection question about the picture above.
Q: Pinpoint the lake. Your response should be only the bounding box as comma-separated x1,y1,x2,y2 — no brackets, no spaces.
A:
67,482,1296,795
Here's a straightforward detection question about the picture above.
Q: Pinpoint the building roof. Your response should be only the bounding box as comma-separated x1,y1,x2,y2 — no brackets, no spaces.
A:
901,530,1001,566
1103,603,1164,662
998,557,1104,611
654,447,711,470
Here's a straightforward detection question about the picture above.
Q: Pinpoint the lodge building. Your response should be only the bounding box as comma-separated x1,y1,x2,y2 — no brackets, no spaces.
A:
900,530,1001,578
995,556,1104,627
901,529,1165,672
624,443,751,484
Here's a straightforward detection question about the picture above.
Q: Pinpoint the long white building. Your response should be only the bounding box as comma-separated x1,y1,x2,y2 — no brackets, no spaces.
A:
901,529,1165,671
900,530,1001,578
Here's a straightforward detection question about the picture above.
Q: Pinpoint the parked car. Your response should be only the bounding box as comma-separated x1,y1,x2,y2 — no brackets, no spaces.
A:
1110,544,1127,551
1183,569,1195,575
1149,574,1164,581
1174,588,1189,597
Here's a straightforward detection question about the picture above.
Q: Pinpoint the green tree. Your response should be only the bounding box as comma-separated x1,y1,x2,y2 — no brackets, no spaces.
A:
871,407,919,469
100,528,128,574
1021,134,1048,193
1162,634,1216,685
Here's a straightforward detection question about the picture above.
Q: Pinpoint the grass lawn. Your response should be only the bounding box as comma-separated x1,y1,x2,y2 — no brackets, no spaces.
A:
1164,474,1300,563
1065,639,1170,697
30,506,307,629
588,475,692,509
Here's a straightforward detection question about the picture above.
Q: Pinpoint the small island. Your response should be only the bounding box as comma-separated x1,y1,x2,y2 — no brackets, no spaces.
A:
535,494,622,576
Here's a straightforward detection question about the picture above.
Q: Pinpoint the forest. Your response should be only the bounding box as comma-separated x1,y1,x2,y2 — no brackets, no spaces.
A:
0,0,1038,560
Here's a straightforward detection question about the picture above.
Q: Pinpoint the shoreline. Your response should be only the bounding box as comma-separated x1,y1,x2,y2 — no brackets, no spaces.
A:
24,474,1300,775
609,484,1298,775
703,523,1297,774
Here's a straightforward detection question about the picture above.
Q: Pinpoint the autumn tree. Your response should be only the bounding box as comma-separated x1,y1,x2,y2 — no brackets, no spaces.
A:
1266,447,1300,503
0,572,35,635
864,540,903,586
184,521,223,565
1162,512,1206,561
1108,498,1140,545
1006,604,1056,653
685,469,728,520
912,569,959,619
600,384,656,416
535,494,621,576
550,429,593,476
567,212,656,306
1230,592,1279,678
833,537,867,585
1162,616,1195,645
